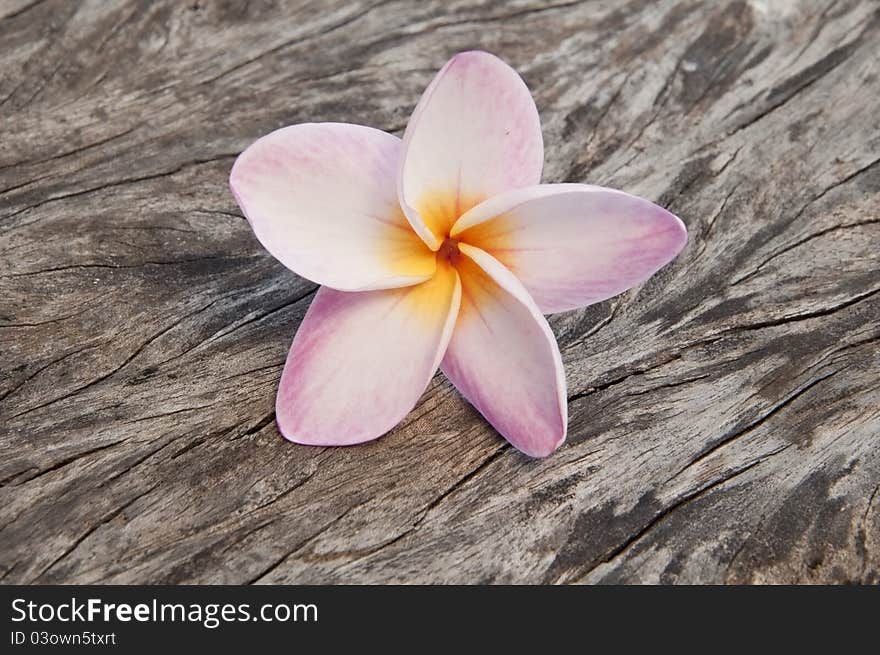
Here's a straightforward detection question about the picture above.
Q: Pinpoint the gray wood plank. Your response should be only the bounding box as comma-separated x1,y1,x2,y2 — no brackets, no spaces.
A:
1,0,878,584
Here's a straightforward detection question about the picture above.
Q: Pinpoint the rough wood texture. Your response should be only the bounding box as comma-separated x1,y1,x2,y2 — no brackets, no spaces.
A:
1,0,878,585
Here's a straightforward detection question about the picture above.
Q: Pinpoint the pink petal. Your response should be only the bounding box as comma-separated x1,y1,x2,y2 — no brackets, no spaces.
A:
398,51,544,250
230,122,435,291
277,263,460,446
441,244,567,458
452,184,688,314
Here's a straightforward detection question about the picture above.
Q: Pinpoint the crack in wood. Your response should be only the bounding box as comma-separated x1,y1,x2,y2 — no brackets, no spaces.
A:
0,127,139,175
666,370,839,483
246,500,367,585
378,444,509,550
719,285,880,333
726,18,872,134
732,217,880,286
198,285,319,348
1,255,240,278
101,439,179,487
228,410,277,442
6,439,126,488
33,484,159,583
568,352,685,402
1,154,237,227
0,345,94,402
572,445,792,583
0,0,47,22
8,297,223,419
198,0,396,86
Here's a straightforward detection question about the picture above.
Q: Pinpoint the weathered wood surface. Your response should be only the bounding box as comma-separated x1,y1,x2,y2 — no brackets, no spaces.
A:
1,0,878,585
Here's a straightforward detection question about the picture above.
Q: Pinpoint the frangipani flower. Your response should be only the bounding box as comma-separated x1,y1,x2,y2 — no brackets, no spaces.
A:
229,51,686,458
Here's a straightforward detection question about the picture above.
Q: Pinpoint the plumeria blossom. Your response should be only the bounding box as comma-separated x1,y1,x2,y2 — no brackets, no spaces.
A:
229,51,686,458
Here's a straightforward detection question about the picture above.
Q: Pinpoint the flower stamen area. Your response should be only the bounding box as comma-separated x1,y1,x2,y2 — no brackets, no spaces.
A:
437,237,461,266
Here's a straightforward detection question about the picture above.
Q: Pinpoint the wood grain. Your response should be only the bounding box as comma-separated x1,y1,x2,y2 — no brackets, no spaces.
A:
1,0,878,584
